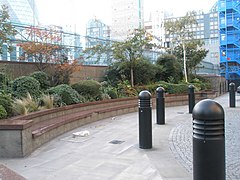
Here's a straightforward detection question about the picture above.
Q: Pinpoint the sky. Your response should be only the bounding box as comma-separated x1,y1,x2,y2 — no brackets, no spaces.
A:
35,0,217,34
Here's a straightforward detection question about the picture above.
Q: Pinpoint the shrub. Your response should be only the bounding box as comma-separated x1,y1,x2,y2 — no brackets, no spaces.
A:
30,71,50,90
0,72,9,87
12,99,28,115
0,72,11,93
39,94,54,109
0,105,7,119
151,81,188,94
100,82,118,99
12,93,39,115
107,89,118,99
0,93,13,116
12,76,42,99
71,80,101,100
46,84,85,105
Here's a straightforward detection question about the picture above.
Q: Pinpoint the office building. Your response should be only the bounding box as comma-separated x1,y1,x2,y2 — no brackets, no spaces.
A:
111,0,144,41
85,18,110,48
0,0,39,25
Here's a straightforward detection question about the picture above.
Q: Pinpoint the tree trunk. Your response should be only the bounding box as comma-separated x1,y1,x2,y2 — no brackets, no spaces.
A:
182,42,188,83
130,67,134,87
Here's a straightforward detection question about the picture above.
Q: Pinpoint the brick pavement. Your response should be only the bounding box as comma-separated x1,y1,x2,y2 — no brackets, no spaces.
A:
169,93,240,180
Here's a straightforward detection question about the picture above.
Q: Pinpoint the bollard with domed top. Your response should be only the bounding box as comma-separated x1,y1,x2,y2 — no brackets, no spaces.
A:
188,85,195,113
156,87,165,125
138,90,152,149
229,82,235,107
192,99,225,180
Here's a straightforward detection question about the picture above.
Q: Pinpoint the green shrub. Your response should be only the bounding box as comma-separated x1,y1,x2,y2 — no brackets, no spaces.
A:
0,105,7,119
30,71,50,90
97,93,111,101
12,76,42,99
155,81,188,94
0,93,13,116
46,84,85,105
71,80,101,100
0,72,9,87
107,89,118,99
0,72,11,93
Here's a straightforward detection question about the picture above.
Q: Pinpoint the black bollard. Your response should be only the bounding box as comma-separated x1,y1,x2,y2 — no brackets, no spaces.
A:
192,99,225,180
156,87,165,125
229,82,235,107
188,85,195,113
138,90,152,149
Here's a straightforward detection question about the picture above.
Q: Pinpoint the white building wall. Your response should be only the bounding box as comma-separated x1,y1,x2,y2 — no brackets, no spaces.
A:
111,0,144,41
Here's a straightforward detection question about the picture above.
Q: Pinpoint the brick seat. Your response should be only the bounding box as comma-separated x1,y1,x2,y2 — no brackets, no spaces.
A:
31,103,137,139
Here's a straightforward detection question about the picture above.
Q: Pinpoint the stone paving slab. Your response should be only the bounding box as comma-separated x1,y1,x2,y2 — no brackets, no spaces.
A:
1,94,237,180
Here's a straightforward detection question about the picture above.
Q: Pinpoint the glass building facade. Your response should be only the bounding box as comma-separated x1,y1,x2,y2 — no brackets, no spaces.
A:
0,0,39,25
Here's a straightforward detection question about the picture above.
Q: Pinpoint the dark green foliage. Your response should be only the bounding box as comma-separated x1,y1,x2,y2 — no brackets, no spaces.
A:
156,54,183,83
12,76,42,99
104,62,122,87
100,81,118,99
133,59,158,85
157,81,188,94
30,71,50,90
0,93,12,116
46,84,85,105
107,89,118,99
71,80,101,100
0,105,7,119
0,72,9,87
105,59,158,87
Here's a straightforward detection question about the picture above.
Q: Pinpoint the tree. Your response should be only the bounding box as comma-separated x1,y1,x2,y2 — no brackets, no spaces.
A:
18,26,66,71
171,40,208,77
18,26,81,85
0,5,17,55
85,28,157,87
156,54,183,83
164,11,198,83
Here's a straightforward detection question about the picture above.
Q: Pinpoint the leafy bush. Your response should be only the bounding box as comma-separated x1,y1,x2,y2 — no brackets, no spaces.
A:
0,93,13,116
71,80,101,100
157,81,188,94
156,54,183,83
100,81,118,99
12,76,42,99
116,80,138,97
0,72,9,87
46,84,85,105
30,71,50,90
0,72,11,93
107,89,118,99
0,105,7,119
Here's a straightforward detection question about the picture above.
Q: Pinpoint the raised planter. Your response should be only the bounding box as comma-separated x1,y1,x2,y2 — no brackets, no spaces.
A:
0,91,218,158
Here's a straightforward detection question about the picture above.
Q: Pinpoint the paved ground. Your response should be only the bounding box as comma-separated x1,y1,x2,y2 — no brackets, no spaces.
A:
0,93,239,180
169,93,240,180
